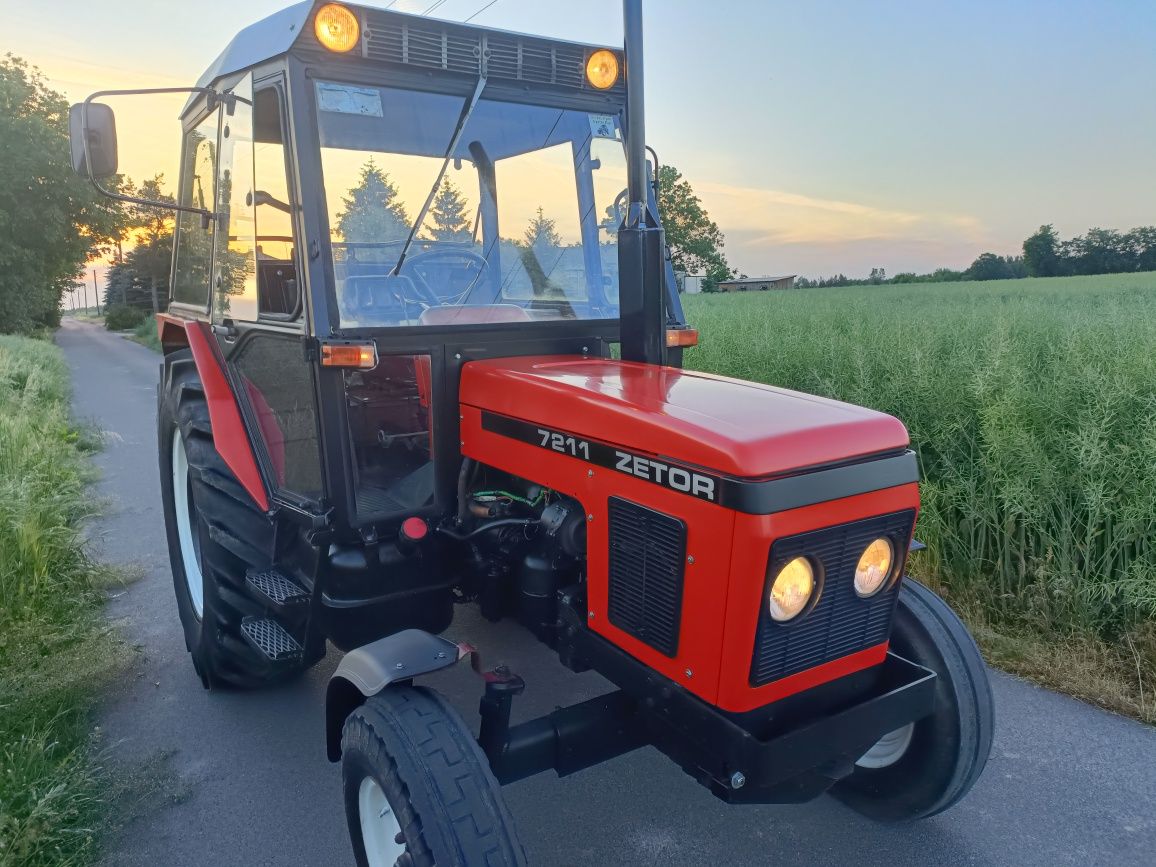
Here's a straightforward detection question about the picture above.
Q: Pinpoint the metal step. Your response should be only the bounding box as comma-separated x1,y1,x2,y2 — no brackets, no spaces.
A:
246,569,308,608
240,616,303,663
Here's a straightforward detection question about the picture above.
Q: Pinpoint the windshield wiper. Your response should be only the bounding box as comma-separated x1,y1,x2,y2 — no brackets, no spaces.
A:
391,76,487,277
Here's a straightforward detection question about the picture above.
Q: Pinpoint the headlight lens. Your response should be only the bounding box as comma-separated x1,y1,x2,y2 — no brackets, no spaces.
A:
854,538,895,597
585,49,620,90
768,556,815,622
315,4,360,53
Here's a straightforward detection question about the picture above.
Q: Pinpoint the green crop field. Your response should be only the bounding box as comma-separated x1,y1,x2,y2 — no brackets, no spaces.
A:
682,273,1156,720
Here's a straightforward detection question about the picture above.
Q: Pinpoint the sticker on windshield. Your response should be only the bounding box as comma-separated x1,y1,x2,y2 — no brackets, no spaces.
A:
316,83,384,117
588,113,618,140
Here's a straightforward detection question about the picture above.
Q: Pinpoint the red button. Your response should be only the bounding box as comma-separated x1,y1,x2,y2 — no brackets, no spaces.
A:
401,516,429,542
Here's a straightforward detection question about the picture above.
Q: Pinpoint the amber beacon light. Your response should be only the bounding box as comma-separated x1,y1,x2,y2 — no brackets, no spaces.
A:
585,49,620,89
315,4,360,53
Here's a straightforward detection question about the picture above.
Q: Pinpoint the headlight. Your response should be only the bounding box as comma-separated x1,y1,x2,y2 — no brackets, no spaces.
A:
585,49,620,90
854,538,895,597
315,4,360,53
768,556,815,622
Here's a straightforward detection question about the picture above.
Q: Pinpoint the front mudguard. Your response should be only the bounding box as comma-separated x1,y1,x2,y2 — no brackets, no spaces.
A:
325,629,465,761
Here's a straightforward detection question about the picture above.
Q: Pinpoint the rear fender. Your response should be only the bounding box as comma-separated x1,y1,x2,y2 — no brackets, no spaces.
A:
325,629,464,761
160,315,269,511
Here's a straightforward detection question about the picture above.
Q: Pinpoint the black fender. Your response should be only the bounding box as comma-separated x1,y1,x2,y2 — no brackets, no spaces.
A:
325,629,464,761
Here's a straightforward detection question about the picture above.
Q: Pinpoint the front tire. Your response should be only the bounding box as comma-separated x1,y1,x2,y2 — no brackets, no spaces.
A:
159,349,306,689
341,686,527,867
830,578,994,821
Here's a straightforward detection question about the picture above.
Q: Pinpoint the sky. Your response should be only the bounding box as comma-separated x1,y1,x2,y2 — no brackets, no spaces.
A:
5,0,1155,280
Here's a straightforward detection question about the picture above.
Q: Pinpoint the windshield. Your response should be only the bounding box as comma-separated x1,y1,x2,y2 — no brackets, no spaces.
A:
315,81,626,328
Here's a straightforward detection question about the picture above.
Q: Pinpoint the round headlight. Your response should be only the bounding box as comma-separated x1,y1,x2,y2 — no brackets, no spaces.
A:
768,556,815,622
315,4,360,53
585,49,620,90
854,538,895,597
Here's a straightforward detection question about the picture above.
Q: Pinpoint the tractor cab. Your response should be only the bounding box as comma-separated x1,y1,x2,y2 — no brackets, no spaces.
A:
70,3,993,863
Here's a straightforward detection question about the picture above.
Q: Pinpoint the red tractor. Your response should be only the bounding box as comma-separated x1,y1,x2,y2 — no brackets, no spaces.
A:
71,2,993,863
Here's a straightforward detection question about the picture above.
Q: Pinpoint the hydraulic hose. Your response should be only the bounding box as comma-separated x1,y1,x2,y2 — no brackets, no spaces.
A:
438,519,536,542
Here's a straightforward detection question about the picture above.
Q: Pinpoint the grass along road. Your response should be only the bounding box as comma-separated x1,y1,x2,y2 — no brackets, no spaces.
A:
0,335,127,867
683,273,1156,723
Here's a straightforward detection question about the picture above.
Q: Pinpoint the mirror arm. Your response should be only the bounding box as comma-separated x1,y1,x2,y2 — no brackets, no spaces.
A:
81,86,222,224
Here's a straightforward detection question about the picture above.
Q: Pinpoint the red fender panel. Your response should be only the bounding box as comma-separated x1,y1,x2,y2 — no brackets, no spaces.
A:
169,318,270,511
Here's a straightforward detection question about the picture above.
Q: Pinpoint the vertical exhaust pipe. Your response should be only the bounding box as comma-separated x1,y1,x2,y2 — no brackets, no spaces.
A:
618,0,667,366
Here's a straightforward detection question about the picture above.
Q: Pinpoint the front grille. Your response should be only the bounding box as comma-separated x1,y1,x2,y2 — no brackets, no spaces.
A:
750,510,916,687
360,9,626,96
607,498,687,657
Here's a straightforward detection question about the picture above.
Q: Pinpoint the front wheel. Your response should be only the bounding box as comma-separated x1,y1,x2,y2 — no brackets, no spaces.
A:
341,686,526,867
830,578,994,822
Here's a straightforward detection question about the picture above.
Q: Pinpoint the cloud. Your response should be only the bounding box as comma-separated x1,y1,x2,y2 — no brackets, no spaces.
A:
693,179,988,248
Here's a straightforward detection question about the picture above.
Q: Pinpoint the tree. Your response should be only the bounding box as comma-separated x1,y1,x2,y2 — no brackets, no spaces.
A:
335,160,410,243
0,55,125,333
522,206,562,248
1022,224,1062,277
655,164,734,291
519,207,564,297
427,178,472,243
965,252,1014,281
1128,226,1156,272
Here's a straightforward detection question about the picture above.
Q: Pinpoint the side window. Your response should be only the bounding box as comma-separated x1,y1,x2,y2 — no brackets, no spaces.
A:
254,87,299,317
214,78,300,324
214,74,257,322
172,108,219,307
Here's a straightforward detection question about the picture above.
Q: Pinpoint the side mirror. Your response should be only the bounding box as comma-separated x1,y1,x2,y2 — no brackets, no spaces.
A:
69,102,118,178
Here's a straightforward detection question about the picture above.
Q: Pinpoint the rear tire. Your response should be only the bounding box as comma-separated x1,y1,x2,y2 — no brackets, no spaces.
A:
159,349,306,689
830,578,994,821
341,686,527,867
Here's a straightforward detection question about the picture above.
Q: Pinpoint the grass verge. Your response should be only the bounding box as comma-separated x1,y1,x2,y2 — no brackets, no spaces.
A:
0,334,128,867
125,316,160,353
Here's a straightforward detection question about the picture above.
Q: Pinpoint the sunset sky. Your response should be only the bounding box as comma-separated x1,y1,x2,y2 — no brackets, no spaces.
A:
6,0,1154,280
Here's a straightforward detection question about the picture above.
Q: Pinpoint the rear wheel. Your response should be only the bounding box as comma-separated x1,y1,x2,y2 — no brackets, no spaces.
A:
341,686,527,867
159,349,307,689
830,578,994,821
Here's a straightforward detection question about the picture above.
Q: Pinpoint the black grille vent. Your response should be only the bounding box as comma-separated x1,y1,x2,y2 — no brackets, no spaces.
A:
360,10,625,95
750,510,916,686
607,498,687,657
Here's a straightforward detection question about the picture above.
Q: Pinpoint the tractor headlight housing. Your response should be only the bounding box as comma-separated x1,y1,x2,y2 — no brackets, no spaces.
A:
767,556,817,623
315,3,360,53
854,537,895,598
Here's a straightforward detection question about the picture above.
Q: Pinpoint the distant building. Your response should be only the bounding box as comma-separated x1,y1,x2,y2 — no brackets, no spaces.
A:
717,275,797,292
678,273,704,294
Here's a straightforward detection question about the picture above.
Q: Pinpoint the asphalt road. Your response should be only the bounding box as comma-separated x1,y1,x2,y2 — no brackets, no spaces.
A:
57,317,1156,867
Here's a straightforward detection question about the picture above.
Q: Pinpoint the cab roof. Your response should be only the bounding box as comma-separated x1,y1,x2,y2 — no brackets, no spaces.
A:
186,1,624,117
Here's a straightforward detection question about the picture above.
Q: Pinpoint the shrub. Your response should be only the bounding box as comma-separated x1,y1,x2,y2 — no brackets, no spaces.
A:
104,305,147,331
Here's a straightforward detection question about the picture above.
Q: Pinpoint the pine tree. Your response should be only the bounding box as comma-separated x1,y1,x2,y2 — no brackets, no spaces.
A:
522,206,562,248
335,160,411,243
427,178,472,242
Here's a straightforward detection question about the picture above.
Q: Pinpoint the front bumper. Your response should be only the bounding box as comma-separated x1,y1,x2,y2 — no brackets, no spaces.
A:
558,601,937,804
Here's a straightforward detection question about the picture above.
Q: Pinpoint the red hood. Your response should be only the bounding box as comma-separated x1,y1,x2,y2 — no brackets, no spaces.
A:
459,356,909,479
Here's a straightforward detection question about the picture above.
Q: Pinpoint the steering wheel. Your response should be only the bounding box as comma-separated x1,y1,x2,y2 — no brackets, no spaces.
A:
400,247,493,306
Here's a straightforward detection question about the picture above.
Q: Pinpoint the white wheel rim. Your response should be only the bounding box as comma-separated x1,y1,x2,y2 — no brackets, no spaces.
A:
172,430,204,619
855,722,915,769
358,777,406,866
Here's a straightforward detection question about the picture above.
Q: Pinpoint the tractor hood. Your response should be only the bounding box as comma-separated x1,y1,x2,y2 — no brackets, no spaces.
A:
459,356,909,479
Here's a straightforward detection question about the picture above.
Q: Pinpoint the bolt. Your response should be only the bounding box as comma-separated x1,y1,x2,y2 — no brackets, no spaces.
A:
730,771,746,790
587,469,594,478
588,610,595,619
395,662,405,670
587,513,594,522
581,346,589,353
684,668,694,678
687,555,695,565
454,353,462,360
436,651,446,659
460,440,466,447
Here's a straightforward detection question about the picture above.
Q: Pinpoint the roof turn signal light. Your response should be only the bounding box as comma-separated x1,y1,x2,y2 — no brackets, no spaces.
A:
666,328,699,348
586,49,620,90
321,343,377,369
315,3,360,53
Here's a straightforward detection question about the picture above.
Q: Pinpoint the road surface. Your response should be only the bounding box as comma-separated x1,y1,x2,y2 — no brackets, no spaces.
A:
57,318,1156,867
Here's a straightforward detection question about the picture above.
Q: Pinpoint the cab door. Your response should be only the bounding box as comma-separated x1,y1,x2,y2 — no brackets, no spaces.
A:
212,72,325,508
